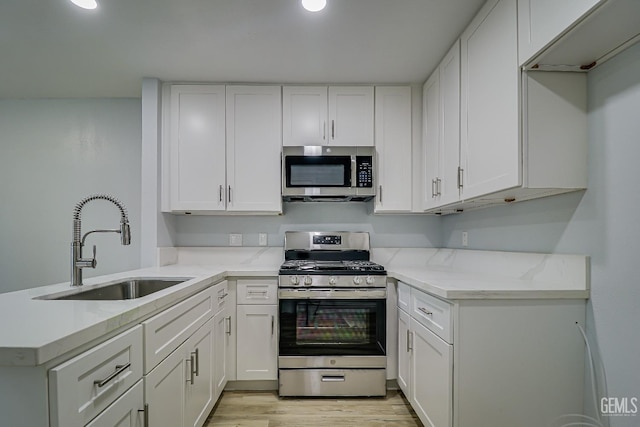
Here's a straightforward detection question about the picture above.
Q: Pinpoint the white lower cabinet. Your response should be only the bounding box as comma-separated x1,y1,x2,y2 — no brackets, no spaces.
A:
397,287,453,427
236,280,278,381
236,304,278,380
410,319,452,427
145,318,214,427
396,281,586,427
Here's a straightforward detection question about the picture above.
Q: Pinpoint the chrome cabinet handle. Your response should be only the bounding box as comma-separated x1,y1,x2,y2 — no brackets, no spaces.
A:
406,329,411,352
331,120,335,139
436,178,442,196
218,292,229,300
219,185,223,202
457,166,464,189
323,121,326,140
186,357,194,385
138,404,149,427
228,185,232,203
379,185,383,203
431,179,437,198
192,348,199,377
225,316,231,335
271,315,275,336
94,362,130,388
418,307,433,316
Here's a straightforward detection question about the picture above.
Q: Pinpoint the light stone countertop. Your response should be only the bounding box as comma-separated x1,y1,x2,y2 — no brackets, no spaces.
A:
0,247,589,367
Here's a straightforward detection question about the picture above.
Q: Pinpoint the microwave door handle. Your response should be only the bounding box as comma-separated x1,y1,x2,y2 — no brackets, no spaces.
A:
351,157,357,188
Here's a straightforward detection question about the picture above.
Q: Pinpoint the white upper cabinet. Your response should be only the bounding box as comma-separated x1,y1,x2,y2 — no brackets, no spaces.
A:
328,87,374,146
460,0,520,201
283,86,374,146
226,85,282,213
422,41,461,211
374,86,413,213
169,85,226,212
282,86,328,146
166,85,282,214
518,0,603,66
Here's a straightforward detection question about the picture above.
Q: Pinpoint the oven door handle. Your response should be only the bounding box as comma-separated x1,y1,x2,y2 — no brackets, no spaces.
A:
278,289,386,299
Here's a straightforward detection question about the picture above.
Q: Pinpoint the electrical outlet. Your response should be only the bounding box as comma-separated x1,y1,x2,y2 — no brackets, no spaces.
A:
462,231,468,247
258,233,268,246
229,233,243,246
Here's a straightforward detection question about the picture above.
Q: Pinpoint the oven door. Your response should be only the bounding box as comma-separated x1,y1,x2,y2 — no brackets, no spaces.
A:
278,289,386,358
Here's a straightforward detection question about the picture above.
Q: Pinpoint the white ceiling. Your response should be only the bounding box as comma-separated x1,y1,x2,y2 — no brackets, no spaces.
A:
0,0,485,98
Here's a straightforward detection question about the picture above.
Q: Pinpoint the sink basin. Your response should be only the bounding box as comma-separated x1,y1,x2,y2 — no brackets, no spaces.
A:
45,278,191,301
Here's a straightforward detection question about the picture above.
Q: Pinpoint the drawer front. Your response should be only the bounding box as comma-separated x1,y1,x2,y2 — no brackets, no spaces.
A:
49,325,143,427
143,287,214,372
278,369,386,397
213,280,231,314
237,279,277,304
397,281,411,312
411,289,452,343
85,379,144,427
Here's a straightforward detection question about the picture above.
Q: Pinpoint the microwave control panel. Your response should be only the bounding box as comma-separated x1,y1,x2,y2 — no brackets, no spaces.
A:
355,156,373,188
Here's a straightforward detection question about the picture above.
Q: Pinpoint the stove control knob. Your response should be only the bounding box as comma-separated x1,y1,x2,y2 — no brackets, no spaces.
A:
366,276,375,285
289,275,300,286
303,276,313,285
328,276,337,286
352,276,363,285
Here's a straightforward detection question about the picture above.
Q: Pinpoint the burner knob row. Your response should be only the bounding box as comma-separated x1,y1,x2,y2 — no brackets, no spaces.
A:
352,276,376,285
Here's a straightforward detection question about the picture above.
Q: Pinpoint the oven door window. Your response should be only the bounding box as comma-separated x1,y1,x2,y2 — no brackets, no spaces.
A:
285,156,352,187
279,299,386,356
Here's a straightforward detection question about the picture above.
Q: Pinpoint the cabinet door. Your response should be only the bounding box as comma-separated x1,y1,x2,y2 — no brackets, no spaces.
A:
236,304,278,380
328,86,374,146
169,85,226,212
439,40,462,207
517,0,602,65
226,85,282,212
85,380,144,427
374,86,413,212
213,307,232,400
460,0,520,200
410,319,453,427
185,319,215,427
397,309,411,398
145,342,187,427
422,70,441,210
283,86,328,146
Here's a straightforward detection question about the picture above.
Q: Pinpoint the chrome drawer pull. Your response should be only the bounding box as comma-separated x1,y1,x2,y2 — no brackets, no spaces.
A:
94,362,131,388
418,307,433,316
321,375,345,382
218,292,229,300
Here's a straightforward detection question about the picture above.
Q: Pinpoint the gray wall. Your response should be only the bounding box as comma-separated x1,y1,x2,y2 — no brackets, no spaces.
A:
172,203,442,248
442,43,640,425
0,99,142,293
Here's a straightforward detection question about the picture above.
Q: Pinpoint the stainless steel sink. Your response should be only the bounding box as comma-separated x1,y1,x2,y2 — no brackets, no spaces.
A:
45,278,191,300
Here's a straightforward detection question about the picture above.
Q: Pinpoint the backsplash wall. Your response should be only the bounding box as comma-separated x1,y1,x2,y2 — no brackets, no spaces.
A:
171,202,442,248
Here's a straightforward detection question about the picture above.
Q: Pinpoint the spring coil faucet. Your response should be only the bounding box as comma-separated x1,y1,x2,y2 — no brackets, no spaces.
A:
71,194,131,286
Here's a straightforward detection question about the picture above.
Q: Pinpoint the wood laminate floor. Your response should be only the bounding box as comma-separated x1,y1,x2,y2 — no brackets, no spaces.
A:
205,390,423,427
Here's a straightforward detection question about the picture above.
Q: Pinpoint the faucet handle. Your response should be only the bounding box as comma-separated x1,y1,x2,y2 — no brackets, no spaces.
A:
90,245,97,268
76,245,97,269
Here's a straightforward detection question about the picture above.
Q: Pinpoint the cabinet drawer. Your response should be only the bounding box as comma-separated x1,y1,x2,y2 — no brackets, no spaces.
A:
213,280,231,314
49,325,143,427
237,279,277,304
397,281,411,312
143,287,214,372
411,289,452,344
85,379,144,427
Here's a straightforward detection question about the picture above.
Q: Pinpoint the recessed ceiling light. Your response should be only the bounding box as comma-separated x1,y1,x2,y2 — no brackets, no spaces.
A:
70,0,98,10
301,0,327,12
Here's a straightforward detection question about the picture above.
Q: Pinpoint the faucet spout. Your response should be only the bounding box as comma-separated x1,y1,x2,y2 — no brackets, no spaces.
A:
71,194,131,287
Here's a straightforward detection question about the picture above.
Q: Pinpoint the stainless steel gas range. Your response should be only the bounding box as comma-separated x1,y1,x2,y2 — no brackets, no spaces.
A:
277,231,387,397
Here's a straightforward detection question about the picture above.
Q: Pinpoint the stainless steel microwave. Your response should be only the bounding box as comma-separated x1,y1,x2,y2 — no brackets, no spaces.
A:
282,146,376,202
